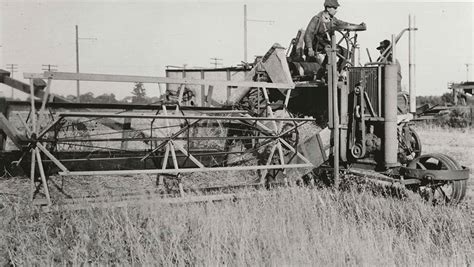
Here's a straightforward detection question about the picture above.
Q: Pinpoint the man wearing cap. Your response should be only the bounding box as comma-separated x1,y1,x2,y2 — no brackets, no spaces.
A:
377,39,402,92
304,0,363,64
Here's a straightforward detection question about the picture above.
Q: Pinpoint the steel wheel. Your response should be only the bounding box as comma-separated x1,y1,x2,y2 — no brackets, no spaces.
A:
408,153,467,205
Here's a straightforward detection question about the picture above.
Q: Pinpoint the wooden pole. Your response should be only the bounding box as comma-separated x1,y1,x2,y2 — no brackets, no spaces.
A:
57,112,314,122
260,142,277,183
36,147,52,206
29,149,36,203
24,71,295,89
29,79,36,134
59,163,314,176
36,143,69,173
75,25,80,103
244,4,248,62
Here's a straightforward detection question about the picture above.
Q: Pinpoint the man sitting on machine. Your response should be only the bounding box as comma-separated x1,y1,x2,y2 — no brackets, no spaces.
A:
304,0,365,73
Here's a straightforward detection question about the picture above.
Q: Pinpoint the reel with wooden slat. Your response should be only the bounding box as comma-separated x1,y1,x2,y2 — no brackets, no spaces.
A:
7,54,317,208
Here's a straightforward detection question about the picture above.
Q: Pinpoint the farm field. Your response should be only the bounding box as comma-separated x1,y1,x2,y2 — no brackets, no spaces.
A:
0,126,472,265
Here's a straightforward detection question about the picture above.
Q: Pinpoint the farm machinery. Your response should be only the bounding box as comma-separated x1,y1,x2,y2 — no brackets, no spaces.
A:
0,15,470,208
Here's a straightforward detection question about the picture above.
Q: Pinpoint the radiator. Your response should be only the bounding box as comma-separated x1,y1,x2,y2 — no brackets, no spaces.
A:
348,67,380,116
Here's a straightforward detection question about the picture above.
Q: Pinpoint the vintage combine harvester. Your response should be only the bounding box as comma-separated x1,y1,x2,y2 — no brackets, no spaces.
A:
0,15,470,208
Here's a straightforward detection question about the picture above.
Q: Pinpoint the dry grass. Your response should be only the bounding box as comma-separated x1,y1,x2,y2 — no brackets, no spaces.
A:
413,125,473,171
0,188,472,265
0,126,472,265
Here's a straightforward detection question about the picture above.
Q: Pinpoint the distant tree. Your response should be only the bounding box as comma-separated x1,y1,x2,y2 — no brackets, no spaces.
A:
66,95,77,102
440,92,454,105
95,93,118,104
417,92,455,107
131,82,147,104
416,95,442,106
80,92,95,103
121,96,133,103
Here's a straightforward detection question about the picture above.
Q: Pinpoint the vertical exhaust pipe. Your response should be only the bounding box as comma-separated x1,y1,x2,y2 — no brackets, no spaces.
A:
330,35,340,186
384,34,398,168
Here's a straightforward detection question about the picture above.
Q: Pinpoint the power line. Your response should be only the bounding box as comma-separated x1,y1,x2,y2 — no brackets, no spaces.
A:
166,64,188,69
42,64,58,72
210,58,223,68
5,64,18,99
243,4,275,63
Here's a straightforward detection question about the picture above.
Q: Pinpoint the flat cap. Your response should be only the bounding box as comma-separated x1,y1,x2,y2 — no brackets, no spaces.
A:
376,39,391,50
324,0,340,7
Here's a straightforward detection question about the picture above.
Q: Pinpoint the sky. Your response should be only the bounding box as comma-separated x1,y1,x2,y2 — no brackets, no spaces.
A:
0,0,473,100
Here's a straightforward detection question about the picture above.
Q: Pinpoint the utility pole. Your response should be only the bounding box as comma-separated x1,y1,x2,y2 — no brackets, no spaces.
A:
75,25,96,103
243,4,275,63
465,63,472,81
244,5,247,63
42,64,58,72
210,58,223,68
76,25,79,103
5,64,18,99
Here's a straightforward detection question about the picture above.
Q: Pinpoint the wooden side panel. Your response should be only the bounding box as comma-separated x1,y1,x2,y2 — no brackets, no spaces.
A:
290,127,331,168
0,113,26,150
274,127,332,182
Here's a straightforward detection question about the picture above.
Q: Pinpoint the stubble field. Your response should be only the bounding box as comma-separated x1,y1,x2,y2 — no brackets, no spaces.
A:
0,125,472,265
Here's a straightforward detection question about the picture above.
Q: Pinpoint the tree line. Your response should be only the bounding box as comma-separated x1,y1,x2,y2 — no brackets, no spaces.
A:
416,92,454,107
63,82,162,104
4,82,462,107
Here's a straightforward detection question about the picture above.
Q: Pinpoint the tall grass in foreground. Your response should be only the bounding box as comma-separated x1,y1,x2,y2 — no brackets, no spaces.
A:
1,187,472,265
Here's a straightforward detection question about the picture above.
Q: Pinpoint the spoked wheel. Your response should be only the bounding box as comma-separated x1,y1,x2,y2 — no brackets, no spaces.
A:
191,118,226,150
50,118,93,151
332,23,366,69
238,87,267,117
407,153,467,205
334,29,352,66
313,30,351,70
280,121,299,148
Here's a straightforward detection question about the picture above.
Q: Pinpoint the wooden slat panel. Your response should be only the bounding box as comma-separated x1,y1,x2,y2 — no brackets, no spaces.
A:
59,163,314,176
24,71,295,89
0,113,26,149
57,112,316,122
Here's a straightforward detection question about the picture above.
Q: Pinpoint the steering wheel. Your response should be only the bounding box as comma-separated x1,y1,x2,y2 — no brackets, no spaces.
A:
335,24,367,32
332,24,367,69
334,29,351,65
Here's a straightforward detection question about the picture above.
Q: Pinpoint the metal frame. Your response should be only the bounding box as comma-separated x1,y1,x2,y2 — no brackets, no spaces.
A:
20,71,314,206
401,167,470,181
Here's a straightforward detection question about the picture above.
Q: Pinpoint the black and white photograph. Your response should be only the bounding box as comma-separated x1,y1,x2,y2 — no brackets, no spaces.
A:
0,0,472,265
